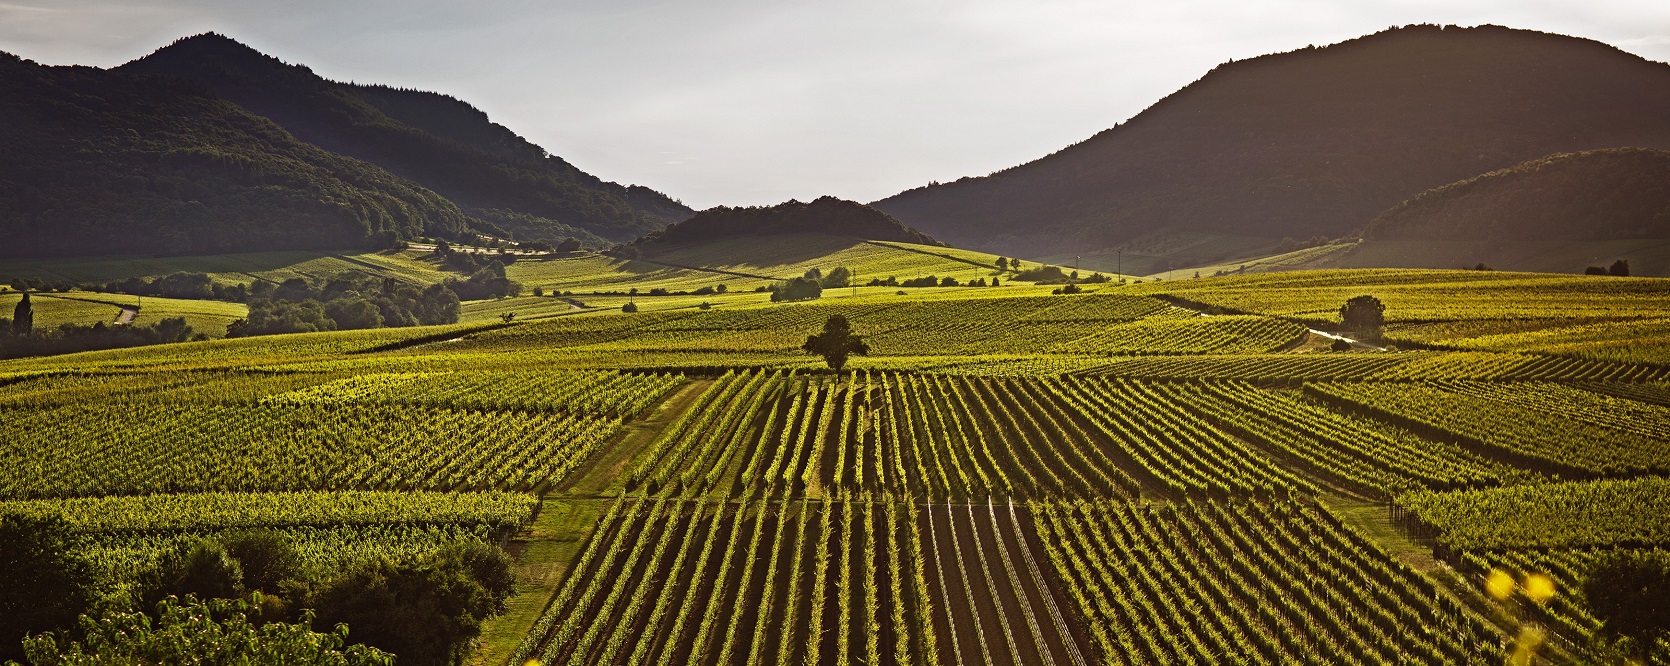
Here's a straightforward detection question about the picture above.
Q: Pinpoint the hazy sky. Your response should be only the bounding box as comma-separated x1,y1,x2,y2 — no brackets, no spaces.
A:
4,1,1668,209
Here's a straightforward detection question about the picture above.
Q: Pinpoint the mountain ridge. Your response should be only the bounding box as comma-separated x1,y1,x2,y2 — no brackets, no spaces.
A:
872,24,1670,260
120,33,692,244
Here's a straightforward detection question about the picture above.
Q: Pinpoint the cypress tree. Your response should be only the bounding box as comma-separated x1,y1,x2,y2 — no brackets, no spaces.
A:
11,291,32,335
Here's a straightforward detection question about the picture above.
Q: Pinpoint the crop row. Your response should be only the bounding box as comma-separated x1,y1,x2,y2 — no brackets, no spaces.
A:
1398,477,1670,551
1309,381,1670,476
1460,548,1670,664
0,403,620,498
0,490,536,532
1161,381,1526,497
631,370,1330,500
628,369,1145,500
260,370,683,417
513,496,1089,666
1034,499,1501,665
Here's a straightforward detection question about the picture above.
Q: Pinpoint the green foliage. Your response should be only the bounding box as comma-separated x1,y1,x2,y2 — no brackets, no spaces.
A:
802,315,867,371
770,277,823,303
312,542,515,666
1338,294,1385,337
0,514,99,663
218,530,301,593
0,317,199,361
1583,552,1670,659
137,539,246,611
1400,477,1670,550
1330,337,1352,351
17,595,393,665
0,52,472,258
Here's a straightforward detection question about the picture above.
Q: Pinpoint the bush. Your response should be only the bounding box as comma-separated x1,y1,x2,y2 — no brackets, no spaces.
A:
1330,338,1352,351
0,514,99,663
138,539,245,611
621,302,638,313
310,543,514,666
769,277,822,302
19,595,392,665
220,530,301,594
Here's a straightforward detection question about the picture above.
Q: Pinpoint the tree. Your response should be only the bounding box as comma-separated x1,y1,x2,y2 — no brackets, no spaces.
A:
995,257,1009,271
20,595,392,666
820,267,852,289
555,238,582,252
311,543,515,666
499,312,516,323
1584,552,1670,661
1330,338,1352,351
220,530,301,594
802,315,868,372
12,291,33,335
139,539,246,612
621,302,638,313
0,514,99,663
1339,295,1385,339
770,278,822,303
1586,266,1609,275
1610,259,1631,277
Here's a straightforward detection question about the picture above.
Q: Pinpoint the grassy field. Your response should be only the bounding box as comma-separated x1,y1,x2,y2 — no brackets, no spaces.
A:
1,290,248,336
4,255,1668,665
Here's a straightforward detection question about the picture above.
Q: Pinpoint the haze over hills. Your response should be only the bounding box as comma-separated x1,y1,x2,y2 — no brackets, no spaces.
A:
120,34,691,246
0,51,475,258
872,24,1670,269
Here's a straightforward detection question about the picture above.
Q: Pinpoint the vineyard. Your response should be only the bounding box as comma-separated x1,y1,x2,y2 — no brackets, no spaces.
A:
3,264,1669,664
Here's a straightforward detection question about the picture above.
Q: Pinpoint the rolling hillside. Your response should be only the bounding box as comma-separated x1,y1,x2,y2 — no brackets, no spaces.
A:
872,25,1670,266
121,34,692,245
0,52,475,258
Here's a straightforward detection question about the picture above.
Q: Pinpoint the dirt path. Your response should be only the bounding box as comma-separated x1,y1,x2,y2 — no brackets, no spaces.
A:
554,379,714,497
114,305,138,325
470,379,714,666
1307,328,1387,351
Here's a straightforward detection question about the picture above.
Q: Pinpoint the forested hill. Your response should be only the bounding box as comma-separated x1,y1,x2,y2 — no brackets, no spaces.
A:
629,196,941,248
0,52,474,258
1361,148,1670,242
872,25,1670,258
120,33,692,244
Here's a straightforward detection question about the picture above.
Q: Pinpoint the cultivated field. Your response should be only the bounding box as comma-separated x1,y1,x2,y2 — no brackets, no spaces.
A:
4,264,1668,664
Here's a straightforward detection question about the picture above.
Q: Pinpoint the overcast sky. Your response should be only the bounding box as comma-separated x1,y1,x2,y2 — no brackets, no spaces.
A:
4,1,1669,209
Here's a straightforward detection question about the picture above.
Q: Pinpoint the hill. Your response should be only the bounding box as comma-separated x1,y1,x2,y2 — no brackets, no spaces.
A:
626,196,941,250
120,34,691,244
1362,148,1670,241
0,52,475,258
872,25,1670,263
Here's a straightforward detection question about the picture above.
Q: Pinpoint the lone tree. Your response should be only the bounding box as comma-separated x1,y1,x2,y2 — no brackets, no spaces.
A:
12,291,32,335
1339,295,1384,340
1584,552,1670,661
1611,259,1631,277
803,315,868,372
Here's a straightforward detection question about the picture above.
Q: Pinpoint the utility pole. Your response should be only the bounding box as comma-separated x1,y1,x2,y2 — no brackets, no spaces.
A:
1117,249,1122,283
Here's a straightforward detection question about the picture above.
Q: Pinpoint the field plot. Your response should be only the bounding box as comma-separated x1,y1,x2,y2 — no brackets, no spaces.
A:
1399,477,1670,551
1134,269,1670,323
1035,500,1501,664
1311,381,1670,476
626,370,1334,501
1164,381,1525,496
625,370,1144,500
0,369,685,498
515,497,1090,666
